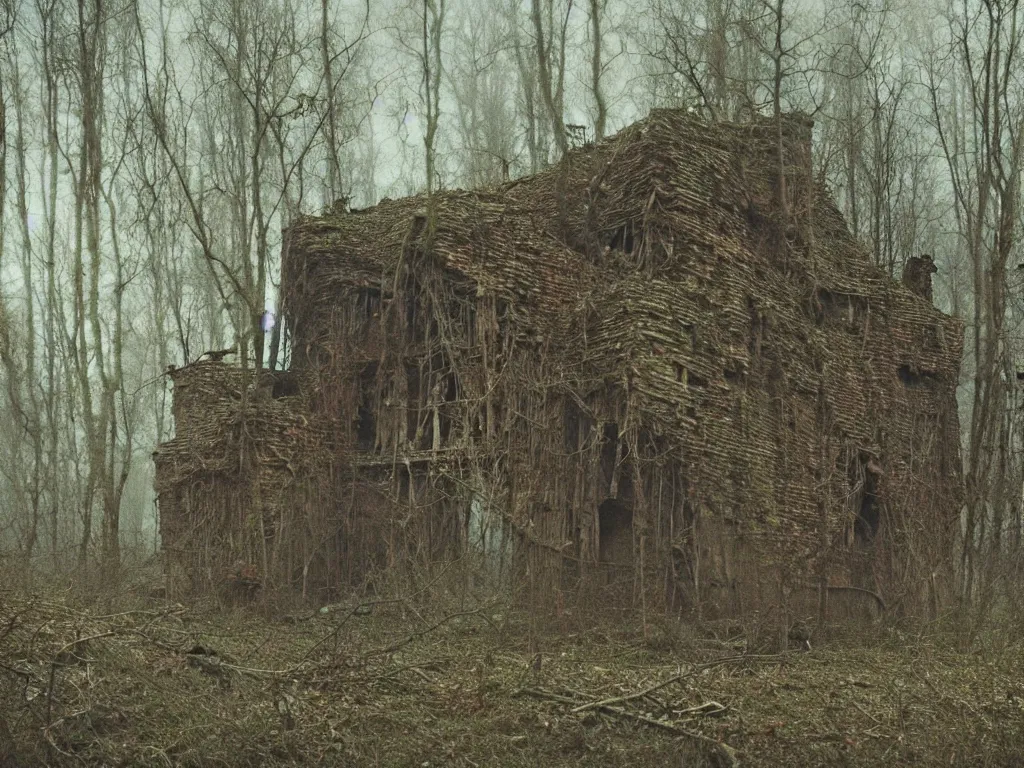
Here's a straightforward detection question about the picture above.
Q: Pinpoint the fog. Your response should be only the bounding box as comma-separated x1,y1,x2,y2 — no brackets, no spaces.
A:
0,0,1019,589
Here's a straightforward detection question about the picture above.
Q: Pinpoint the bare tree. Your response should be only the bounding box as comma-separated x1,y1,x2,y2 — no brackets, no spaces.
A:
531,0,572,157
510,2,547,172
138,0,334,371
589,0,607,139
815,0,943,278
319,0,372,205
927,0,1024,604
62,0,144,579
0,23,50,575
642,0,770,119
447,1,518,185
422,0,446,192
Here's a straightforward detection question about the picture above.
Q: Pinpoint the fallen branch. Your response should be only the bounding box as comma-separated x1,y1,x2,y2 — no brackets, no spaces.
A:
677,701,728,719
374,603,499,656
516,687,739,766
571,673,688,714
0,661,30,680
572,653,779,714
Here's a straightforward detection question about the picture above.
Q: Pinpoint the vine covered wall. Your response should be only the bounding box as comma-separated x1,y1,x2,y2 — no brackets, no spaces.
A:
157,110,963,619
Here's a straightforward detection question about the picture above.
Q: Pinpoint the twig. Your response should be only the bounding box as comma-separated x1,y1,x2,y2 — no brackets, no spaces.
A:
918,670,978,717
0,605,31,645
51,631,116,664
42,728,82,763
0,661,30,680
571,672,688,713
603,704,699,735
514,686,582,705
45,661,58,730
379,663,436,684
517,687,739,765
851,699,882,726
287,564,466,668
677,701,728,718
374,603,499,656
572,653,778,714
282,602,375,671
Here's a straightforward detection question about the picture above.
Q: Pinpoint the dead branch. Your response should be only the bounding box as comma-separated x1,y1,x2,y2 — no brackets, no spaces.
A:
517,687,738,766
572,654,781,713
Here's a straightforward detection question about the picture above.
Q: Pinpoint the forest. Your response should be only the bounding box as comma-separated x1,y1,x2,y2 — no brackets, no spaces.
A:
2,0,1024,765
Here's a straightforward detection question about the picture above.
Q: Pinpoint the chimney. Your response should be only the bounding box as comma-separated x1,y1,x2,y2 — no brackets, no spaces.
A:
901,255,938,303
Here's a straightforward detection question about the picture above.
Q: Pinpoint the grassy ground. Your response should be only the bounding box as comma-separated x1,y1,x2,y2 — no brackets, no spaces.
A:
2,588,1024,767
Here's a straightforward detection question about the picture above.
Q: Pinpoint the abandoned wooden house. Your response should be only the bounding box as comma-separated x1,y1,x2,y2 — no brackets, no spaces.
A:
154,110,963,618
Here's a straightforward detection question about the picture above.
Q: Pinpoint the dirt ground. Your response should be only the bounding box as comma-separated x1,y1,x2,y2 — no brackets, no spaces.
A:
2,588,1024,767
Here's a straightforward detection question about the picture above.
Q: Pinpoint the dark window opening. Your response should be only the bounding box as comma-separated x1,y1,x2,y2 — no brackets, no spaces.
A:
404,276,424,338
784,223,805,249
854,472,880,542
409,213,427,243
609,223,636,254
496,300,511,349
356,365,377,451
746,200,765,230
724,367,743,385
405,292,417,335
356,403,376,451
271,374,301,399
479,395,503,438
811,288,865,329
811,288,835,325
637,428,666,459
675,363,685,382
397,465,411,504
417,419,432,452
405,364,420,444
437,372,457,445
689,373,708,389
359,288,380,318
353,287,382,342
598,498,633,564
602,421,618,444
850,453,883,544
412,370,459,450
898,365,939,388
